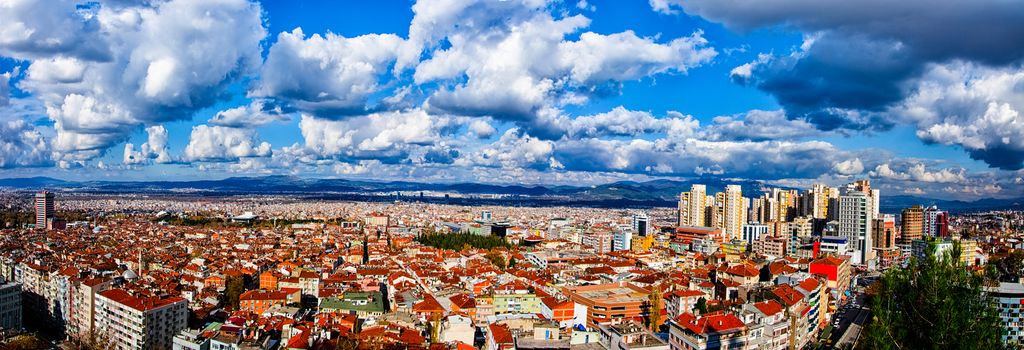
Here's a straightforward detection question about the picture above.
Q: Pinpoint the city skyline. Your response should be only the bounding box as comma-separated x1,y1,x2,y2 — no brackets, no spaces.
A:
2,0,1024,202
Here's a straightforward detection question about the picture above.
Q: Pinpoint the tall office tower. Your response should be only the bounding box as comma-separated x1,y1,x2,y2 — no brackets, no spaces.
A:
34,191,54,230
684,183,708,227
722,185,744,240
632,213,649,237
838,190,874,266
924,206,949,237
900,205,924,243
677,192,690,226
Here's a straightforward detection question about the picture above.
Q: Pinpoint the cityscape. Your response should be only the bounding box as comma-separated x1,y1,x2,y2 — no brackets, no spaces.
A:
1,1,1023,350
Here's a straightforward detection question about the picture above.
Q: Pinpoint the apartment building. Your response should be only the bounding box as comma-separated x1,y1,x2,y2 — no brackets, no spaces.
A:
96,289,188,350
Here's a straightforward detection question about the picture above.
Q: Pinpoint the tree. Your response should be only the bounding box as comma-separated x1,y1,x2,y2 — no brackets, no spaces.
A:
335,336,359,350
647,284,664,331
861,241,1005,349
485,251,507,270
508,257,517,269
692,297,707,315
225,275,246,310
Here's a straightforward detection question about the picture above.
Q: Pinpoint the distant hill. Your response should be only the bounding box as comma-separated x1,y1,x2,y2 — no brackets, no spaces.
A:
0,175,1019,212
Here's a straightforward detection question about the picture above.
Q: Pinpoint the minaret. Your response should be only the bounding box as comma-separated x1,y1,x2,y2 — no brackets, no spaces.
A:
138,249,144,275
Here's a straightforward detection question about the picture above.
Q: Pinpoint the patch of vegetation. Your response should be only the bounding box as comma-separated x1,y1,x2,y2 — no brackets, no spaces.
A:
415,232,511,251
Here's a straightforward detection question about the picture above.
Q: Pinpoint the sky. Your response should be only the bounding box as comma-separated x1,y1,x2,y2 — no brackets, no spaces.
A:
0,0,1022,200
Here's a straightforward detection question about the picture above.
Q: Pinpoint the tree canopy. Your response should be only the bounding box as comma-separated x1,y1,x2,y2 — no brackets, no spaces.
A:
861,241,1005,350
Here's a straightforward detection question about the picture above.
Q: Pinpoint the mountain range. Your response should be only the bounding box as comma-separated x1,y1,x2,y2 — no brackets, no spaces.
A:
0,176,1020,213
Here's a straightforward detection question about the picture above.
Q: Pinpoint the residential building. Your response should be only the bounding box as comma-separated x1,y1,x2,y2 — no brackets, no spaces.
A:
95,289,188,350
901,205,924,243
566,282,650,328
0,282,21,330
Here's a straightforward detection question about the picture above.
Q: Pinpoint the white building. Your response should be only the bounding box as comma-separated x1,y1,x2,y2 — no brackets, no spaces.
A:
96,289,188,350
741,223,769,247
990,282,1024,346
837,191,874,266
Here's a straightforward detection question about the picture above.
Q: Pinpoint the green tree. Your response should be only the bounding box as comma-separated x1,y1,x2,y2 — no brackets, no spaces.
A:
508,257,517,269
647,284,664,331
692,297,708,315
861,241,1005,350
225,275,246,310
485,251,507,270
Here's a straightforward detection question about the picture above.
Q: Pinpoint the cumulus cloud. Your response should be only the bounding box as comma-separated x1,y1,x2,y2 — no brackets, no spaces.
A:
832,158,864,175
298,109,456,162
183,125,271,162
703,109,822,141
254,28,403,117
893,62,1024,170
562,107,699,139
209,99,291,128
6,0,266,161
0,118,51,168
869,162,966,183
456,129,558,170
0,71,10,106
123,125,171,164
412,0,715,132
664,0,1024,171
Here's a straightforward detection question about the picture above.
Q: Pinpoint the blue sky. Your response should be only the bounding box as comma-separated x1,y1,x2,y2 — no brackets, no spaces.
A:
0,0,1022,200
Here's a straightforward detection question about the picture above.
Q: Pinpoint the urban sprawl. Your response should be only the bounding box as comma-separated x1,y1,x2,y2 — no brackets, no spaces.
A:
0,180,1021,350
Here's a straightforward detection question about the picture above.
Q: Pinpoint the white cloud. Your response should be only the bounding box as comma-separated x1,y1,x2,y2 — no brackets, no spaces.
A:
254,28,403,117
894,62,1024,169
298,109,455,161
456,128,557,170
412,1,715,130
703,109,823,141
832,158,864,175
0,118,51,168
869,162,966,183
209,99,291,128
183,125,271,162
123,125,171,164
9,0,266,161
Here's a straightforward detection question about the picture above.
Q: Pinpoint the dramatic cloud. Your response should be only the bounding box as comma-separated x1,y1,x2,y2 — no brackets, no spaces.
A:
664,0,1024,170
562,107,698,139
893,62,1024,170
7,0,266,161
832,158,864,176
183,125,271,162
254,29,403,117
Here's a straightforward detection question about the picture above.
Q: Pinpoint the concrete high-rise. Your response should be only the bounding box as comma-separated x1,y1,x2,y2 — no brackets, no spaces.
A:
722,185,744,240
838,190,874,266
924,206,949,237
34,191,54,230
678,185,708,227
900,205,924,243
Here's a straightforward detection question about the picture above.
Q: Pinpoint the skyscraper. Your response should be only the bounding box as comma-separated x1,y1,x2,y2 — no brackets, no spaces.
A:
722,185,744,240
34,191,54,230
678,184,708,227
900,205,924,243
838,189,874,266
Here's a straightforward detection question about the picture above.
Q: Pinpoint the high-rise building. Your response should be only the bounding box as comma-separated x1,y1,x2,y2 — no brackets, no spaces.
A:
632,213,648,237
722,185,744,240
678,185,708,227
900,205,924,243
838,189,874,266
34,191,54,230
924,206,949,238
